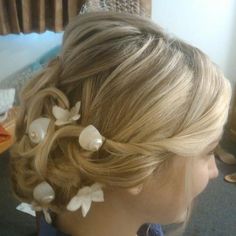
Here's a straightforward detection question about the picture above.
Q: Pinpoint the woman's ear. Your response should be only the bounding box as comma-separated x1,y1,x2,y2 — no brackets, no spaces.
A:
127,184,143,195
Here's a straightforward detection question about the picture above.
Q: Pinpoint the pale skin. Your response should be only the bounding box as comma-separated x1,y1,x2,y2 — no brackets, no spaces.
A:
56,137,220,236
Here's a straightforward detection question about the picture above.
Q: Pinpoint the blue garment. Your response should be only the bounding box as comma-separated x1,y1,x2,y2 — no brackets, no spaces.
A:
137,224,164,236
39,216,67,236
39,215,164,236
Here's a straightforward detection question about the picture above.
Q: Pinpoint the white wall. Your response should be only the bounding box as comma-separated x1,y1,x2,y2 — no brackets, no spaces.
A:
0,31,63,82
152,0,236,87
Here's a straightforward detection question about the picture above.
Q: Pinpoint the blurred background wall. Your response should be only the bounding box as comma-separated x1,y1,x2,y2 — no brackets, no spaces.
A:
152,0,236,89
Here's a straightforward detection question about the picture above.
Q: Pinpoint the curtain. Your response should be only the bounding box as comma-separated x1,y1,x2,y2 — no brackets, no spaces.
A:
0,0,86,34
141,0,151,17
0,0,151,35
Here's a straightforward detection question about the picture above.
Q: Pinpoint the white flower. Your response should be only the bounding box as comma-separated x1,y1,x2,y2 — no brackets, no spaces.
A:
31,201,52,224
78,125,104,151
66,183,104,217
31,181,55,224
52,101,81,126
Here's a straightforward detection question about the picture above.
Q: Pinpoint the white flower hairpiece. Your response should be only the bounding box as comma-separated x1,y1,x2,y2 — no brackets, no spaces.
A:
31,181,55,224
28,118,50,144
66,183,104,217
52,101,81,126
31,202,52,224
78,125,105,151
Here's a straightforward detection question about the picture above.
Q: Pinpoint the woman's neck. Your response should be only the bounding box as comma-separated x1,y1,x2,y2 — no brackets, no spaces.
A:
56,189,142,236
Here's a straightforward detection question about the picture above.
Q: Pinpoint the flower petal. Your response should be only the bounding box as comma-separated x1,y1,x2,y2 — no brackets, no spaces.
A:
81,198,92,217
71,101,81,115
43,208,52,224
55,119,71,126
91,183,103,191
77,186,92,197
91,189,104,202
71,114,81,121
52,105,70,121
67,196,82,211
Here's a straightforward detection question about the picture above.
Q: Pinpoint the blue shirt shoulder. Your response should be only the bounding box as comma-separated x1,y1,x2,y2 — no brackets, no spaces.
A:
39,216,164,236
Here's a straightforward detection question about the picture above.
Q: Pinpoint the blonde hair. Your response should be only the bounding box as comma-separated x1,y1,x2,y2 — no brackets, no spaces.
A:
10,11,231,214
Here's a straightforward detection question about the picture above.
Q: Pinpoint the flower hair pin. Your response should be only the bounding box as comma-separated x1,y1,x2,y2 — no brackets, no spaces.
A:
28,117,51,144
52,101,81,126
66,183,104,217
79,125,105,151
31,181,55,224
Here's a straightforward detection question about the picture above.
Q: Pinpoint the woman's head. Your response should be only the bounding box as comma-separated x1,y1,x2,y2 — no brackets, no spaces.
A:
10,11,231,226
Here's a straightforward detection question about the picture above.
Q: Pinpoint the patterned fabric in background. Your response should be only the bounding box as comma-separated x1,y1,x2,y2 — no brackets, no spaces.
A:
0,45,61,105
79,0,149,17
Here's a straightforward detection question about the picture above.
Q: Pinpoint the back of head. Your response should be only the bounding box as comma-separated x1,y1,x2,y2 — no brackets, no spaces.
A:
10,11,231,214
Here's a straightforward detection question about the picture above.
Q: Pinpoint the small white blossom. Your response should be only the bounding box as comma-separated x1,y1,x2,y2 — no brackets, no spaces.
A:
52,101,81,126
66,183,104,217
